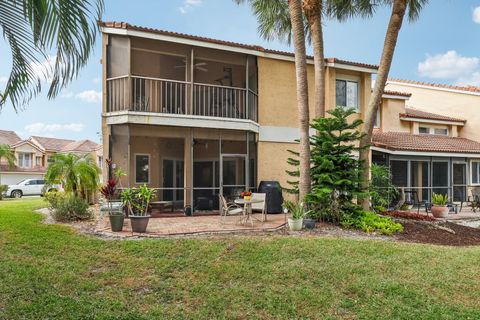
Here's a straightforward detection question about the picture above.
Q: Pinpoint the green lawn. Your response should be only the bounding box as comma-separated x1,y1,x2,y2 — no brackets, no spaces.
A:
1,199,480,319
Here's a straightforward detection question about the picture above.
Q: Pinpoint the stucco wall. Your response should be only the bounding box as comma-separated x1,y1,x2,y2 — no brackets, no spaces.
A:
386,83,480,141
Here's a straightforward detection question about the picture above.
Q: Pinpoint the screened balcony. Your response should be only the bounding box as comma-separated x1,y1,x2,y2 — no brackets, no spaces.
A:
105,36,258,122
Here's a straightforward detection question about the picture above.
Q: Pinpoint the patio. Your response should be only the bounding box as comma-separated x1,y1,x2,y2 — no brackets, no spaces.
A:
95,213,287,238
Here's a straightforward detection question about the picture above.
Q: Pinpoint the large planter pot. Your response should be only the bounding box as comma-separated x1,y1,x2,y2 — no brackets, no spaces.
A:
109,214,125,232
130,215,151,233
303,218,316,229
288,218,303,231
431,205,449,218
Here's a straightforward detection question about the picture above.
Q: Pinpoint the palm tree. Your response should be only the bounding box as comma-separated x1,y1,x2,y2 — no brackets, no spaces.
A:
289,0,312,199
358,0,427,209
0,0,104,111
45,153,100,199
0,144,16,185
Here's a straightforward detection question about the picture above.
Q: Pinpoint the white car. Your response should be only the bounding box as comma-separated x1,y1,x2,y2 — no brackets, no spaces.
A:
4,179,46,198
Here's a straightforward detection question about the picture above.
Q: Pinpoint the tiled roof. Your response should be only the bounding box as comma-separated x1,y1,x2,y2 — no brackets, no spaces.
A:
30,136,75,152
0,130,21,145
400,108,466,123
383,90,412,97
61,140,101,152
99,21,379,70
372,132,480,154
388,78,480,93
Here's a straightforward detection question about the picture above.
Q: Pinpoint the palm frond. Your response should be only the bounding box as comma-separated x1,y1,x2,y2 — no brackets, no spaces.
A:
0,0,104,111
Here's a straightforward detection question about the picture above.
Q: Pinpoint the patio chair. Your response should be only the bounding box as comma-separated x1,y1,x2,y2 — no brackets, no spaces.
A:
468,187,480,213
250,193,267,222
404,189,428,214
219,194,243,224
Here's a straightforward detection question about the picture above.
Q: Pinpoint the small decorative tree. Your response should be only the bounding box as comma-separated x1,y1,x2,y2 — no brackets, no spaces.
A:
370,164,399,212
305,107,367,222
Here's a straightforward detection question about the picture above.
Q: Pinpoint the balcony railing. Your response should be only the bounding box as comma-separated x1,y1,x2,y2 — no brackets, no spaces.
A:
106,76,258,122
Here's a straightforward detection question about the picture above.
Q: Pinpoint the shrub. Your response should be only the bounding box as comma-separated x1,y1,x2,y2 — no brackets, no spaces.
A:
45,192,92,222
0,185,7,200
370,164,399,212
432,193,448,206
341,210,404,235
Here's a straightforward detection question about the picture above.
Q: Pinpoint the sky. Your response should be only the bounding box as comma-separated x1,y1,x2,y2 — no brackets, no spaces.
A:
0,0,479,143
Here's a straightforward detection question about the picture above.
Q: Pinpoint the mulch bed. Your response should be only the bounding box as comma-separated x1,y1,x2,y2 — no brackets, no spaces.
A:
396,220,480,246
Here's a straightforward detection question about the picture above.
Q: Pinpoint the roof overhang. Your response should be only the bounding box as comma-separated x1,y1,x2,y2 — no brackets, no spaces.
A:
388,80,480,97
101,26,378,74
382,93,410,100
371,146,480,158
399,116,465,126
103,111,259,133
11,139,45,153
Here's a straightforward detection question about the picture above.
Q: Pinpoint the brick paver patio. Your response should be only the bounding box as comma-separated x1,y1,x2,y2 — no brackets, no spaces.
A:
96,213,287,237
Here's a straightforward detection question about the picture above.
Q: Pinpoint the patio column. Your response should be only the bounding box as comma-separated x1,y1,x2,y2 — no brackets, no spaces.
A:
184,129,193,207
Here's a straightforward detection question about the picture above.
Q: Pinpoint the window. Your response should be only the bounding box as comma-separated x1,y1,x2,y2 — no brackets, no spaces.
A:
98,156,103,168
18,152,32,168
434,128,448,135
374,108,380,128
336,79,358,110
135,154,150,183
419,127,430,134
472,161,480,184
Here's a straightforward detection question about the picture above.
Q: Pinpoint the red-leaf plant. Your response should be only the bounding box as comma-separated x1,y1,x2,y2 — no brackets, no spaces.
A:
100,179,118,215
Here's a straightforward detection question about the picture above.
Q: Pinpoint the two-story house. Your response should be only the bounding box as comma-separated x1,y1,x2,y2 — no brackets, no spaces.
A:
0,130,103,185
100,22,380,213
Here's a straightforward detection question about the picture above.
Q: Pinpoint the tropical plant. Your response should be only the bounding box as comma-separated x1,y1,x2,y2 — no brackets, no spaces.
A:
0,0,104,110
370,163,399,212
0,185,8,200
432,193,448,206
121,185,156,216
305,107,367,222
341,209,403,235
0,144,16,185
283,200,310,220
99,178,120,216
50,194,92,222
358,0,428,209
45,153,100,199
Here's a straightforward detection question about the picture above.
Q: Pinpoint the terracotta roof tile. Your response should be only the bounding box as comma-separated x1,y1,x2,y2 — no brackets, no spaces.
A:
400,108,466,123
30,136,75,152
0,164,46,173
372,132,480,153
99,21,379,70
389,78,480,93
0,130,21,145
383,90,412,97
61,140,101,152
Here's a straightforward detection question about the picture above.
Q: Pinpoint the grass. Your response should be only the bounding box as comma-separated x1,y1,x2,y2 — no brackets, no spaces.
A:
1,199,480,319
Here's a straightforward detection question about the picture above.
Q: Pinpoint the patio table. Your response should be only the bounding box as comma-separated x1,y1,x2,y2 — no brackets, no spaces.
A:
234,198,264,226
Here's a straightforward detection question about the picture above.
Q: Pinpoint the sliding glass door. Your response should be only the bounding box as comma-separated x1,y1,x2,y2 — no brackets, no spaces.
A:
452,162,467,202
432,161,449,198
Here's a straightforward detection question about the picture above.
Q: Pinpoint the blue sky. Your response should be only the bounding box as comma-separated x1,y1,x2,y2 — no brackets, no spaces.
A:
1,0,479,142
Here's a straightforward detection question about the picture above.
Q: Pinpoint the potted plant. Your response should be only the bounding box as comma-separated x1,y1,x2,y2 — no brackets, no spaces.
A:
284,200,310,231
431,193,449,218
122,184,156,233
303,210,317,229
100,179,124,232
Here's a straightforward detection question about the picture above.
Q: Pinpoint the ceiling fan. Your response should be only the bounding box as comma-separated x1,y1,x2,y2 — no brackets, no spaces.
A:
174,60,208,72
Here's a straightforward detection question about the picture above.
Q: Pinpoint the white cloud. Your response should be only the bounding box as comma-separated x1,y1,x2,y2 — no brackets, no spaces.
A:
24,122,85,134
75,90,102,103
473,6,480,24
60,90,74,98
0,76,7,84
418,50,480,79
457,72,480,87
30,55,57,83
179,0,202,14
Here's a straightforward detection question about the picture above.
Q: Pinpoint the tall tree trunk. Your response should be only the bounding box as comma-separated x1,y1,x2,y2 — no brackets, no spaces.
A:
289,0,311,200
359,0,407,210
303,0,325,118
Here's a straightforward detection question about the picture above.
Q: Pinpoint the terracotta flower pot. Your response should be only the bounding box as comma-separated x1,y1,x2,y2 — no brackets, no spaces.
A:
431,205,449,218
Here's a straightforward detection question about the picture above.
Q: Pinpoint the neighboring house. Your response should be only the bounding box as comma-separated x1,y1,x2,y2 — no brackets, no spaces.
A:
369,79,480,203
0,130,103,185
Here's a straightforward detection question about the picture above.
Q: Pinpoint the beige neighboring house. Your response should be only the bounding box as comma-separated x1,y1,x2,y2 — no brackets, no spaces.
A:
0,130,103,186
369,79,480,203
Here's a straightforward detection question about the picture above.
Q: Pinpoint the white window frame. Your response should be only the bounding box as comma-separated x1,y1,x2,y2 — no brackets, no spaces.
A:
419,126,430,134
335,77,360,111
18,152,32,168
134,153,150,184
418,126,448,136
434,128,448,136
470,160,480,185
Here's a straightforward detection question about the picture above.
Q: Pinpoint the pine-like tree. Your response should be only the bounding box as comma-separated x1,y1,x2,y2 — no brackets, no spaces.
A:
306,107,367,221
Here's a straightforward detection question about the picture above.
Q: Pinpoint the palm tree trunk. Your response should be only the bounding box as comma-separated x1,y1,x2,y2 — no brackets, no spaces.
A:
359,0,407,210
289,0,311,200
303,0,325,118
